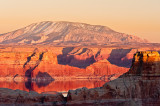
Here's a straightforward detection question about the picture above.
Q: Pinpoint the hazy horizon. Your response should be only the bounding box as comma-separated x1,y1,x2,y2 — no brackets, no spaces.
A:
0,0,160,43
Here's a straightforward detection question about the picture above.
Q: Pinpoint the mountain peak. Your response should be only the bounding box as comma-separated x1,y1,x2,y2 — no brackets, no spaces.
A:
0,21,149,45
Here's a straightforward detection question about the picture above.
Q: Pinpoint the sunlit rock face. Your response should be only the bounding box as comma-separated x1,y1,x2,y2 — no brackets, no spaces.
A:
67,51,160,105
0,50,58,80
86,59,129,79
0,46,160,81
128,51,160,76
0,46,133,81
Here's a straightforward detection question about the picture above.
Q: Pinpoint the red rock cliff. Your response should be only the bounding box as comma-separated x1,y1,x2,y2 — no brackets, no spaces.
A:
67,51,160,105
0,47,130,80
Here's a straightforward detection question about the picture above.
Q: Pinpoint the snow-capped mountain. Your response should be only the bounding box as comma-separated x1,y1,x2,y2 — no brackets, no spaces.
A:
0,21,149,45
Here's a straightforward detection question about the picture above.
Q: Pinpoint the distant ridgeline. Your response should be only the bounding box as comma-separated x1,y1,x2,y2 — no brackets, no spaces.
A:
0,21,149,46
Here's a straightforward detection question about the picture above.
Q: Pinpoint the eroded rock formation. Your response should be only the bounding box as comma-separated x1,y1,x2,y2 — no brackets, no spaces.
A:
0,51,160,105
67,51,160,105
0,49,57,79
0,46,159,82
0,47,132,81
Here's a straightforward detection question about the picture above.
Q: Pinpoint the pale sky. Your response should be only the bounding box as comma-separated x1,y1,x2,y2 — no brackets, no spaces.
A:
0,0,160,43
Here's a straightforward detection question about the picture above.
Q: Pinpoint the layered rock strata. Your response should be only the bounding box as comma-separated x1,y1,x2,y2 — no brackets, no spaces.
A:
0,47,130,81
0,46,159,82
67,51,160,105
0,51,160,105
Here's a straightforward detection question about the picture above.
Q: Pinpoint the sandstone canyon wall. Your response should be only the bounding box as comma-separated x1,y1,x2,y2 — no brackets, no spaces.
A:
0,46,159,81
0,46,131,81
0,51,160,105
67,51,160,106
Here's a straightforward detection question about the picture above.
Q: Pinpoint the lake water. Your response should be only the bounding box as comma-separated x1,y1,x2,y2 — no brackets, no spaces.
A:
0,79,107,97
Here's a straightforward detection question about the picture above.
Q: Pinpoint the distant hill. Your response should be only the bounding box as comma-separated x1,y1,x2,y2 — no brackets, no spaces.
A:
0,21,149,45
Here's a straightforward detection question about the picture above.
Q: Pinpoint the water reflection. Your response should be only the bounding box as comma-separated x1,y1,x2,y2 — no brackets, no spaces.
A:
0,79,106,96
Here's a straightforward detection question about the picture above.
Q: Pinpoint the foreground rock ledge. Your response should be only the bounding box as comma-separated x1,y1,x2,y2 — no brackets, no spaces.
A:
0,88,65,105
67,51,160,105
